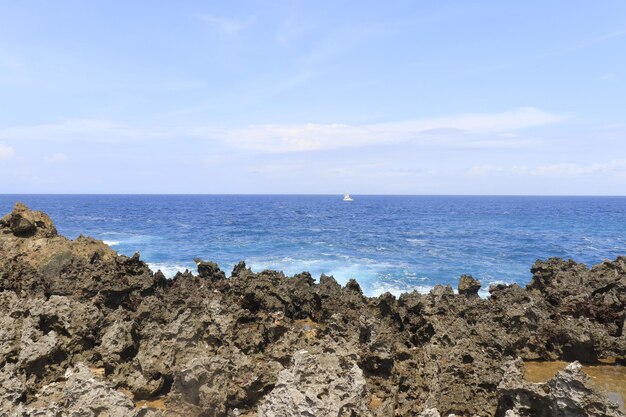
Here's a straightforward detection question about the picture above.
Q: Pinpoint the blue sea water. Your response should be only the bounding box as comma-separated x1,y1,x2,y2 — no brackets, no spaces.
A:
1,195,626,297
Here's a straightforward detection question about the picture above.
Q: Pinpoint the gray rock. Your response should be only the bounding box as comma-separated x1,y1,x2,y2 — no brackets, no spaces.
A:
497,360,625,417
18,324,60,372
169,352,281,417
548,362,624,416
15,363,147,417
99,319,137,367
419,409,441,417
258,349,372,417
0,363,27,412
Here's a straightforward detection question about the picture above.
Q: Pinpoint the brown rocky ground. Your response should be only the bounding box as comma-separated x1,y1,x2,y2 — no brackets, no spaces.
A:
0,203,624,417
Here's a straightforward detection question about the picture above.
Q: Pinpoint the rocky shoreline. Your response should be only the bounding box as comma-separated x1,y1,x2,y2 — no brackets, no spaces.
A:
0,202,624,416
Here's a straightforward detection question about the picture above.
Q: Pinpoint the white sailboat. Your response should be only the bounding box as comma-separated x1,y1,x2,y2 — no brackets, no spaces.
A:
343,193,353,202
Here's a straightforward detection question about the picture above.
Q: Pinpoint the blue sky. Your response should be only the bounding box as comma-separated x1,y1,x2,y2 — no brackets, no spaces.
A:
0,1,625,194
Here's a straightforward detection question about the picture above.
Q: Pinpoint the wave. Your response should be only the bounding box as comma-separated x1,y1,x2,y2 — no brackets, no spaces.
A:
244,255,408,298
478,280,515,298
140,254,512,300
406,238,428,245
147,262,194,278
102,240,120,246
369,282,435,297
371,277,519,299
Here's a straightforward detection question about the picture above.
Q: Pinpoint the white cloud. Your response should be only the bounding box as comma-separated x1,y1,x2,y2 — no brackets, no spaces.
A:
45,153,68,163
199,14,256,34
0,143,15,159
465,164,494,176
466,160,626,178
0,119,166,143
204,107,563,152
532,161,626,177
0,107,563,153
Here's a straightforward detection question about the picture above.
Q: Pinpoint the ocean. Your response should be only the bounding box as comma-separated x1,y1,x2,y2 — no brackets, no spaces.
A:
2,195,625,297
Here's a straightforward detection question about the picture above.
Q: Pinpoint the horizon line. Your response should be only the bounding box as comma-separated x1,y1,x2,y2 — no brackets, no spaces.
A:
2,193,626,198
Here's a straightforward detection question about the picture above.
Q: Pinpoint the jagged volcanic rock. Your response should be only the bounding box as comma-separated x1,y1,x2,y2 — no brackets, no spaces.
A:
0,202,57,238
458,274,481,297
496,360,624,417
0,202,624,417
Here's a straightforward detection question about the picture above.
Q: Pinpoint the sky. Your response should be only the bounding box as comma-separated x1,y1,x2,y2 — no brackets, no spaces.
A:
0,1,625,195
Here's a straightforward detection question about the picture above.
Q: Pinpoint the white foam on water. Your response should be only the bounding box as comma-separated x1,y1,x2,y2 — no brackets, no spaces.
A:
323,264,379,286
406,238,428,245
71,215,109,221
371,277,514,299
95,233,157,248
147,262,194,278
246,256,389,288
368,282,435,297
478,280,515,298
244,255,429,299
142,254,507,300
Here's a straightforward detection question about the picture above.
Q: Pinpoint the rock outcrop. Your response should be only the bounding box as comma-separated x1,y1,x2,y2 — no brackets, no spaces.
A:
0,203,624,416
496,360,624,417
0,202,57,238
458,274,481,296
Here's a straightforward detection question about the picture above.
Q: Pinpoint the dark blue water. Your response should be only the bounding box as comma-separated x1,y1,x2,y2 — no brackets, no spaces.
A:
1,195,625,296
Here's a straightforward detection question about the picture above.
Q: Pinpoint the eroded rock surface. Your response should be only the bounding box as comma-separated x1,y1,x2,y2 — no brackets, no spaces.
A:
0,202,57,238
496,360,624,417
258,349,371,417
0,203,624,416
13,363,142,417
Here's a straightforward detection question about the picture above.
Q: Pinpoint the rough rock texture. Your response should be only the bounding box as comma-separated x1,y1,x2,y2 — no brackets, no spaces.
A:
496,360,624,417
12,363,142,417
258,349,371,417
419,410,442,417
0,203,624,417
0,202,57,238
458,274,481,296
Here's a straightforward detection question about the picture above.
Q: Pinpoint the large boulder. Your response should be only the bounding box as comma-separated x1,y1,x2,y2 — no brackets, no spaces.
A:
0,202,57,238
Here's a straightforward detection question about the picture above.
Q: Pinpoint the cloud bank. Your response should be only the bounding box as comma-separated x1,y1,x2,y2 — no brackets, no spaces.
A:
199,107,564,152
466,160,626,178
0,107,563,155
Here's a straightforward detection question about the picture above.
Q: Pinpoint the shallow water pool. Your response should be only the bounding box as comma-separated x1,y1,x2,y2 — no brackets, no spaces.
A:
524,360,626,411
